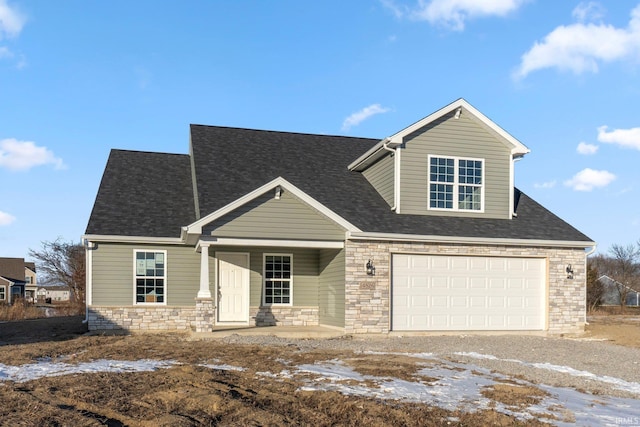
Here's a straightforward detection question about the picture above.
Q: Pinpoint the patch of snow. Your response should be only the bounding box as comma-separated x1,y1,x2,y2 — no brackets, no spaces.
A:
455,351,640,396
294,357,640,426
257,369,293,379
199,363,246,372
0,359,175,383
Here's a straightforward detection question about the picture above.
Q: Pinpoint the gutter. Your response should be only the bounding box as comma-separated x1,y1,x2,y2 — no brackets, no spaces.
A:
348,231,596,249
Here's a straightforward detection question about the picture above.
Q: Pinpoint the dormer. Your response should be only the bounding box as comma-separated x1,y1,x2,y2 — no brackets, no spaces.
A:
349,99,530,220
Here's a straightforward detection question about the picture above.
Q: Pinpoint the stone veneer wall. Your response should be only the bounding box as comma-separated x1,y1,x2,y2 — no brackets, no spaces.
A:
345,240,587,334
87,306,196,331
250,306,319,326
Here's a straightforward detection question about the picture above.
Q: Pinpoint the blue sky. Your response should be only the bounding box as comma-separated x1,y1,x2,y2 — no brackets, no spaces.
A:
1,0,639,259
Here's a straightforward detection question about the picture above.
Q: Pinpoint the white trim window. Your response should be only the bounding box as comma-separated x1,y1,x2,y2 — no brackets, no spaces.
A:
0,286,5,301
134,250,167,304
263,254,292,305
429,155,484,212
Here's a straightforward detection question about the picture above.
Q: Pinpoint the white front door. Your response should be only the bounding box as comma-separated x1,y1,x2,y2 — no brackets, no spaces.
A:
217,252,250,323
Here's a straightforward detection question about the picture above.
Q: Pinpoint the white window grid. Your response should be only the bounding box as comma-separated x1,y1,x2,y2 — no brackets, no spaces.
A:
428,155,484,212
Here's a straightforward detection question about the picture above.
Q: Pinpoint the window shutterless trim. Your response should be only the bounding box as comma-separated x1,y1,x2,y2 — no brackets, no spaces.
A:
133,249,168,305
428,154,485,213
262,253,293,306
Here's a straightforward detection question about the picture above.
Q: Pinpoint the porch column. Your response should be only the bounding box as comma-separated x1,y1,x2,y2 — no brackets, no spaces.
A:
197,243,212,298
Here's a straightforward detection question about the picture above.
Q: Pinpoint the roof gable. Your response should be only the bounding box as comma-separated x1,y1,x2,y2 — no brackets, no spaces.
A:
186,177,361,237
349,98,530,171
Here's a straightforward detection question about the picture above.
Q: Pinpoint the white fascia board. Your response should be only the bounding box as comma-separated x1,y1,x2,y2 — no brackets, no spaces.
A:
185,176,362,235
348,231,596,249
200,237,344,249
81,234,185,245
0,276,12,285
390,99,532,155
348,138,402,171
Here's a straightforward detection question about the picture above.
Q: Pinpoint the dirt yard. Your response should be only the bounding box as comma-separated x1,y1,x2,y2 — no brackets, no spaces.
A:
0,316,638,426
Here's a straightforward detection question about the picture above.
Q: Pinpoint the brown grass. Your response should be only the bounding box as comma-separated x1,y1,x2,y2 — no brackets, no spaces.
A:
0,299,43,321
0,332,548,426
0,299,85,322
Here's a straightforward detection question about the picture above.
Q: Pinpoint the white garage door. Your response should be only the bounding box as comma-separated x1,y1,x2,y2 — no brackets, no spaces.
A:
392,254,546,331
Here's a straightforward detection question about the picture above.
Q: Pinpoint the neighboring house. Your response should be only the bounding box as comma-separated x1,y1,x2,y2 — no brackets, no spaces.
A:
84,99,595,334
25,262,37,302
37,286,71,302
0,258,37,304
598,275,640,307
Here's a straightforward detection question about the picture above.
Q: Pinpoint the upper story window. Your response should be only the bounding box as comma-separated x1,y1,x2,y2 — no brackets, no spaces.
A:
429,155,484,212
134,250,166,304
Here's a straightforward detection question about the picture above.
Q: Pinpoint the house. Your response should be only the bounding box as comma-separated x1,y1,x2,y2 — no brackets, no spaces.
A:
24,262,37,302
597,275,640,307
83,99,595,334
37,286,71,303
0,258,37,304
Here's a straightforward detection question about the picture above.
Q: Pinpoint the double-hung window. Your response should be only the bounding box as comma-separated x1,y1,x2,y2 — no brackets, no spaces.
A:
0,286,5,301
263,254,292,305
429,155,483,211
134,250,166,304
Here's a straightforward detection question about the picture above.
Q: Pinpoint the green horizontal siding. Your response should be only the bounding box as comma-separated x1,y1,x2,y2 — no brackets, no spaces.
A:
362,154,394,207
400,109,511,219
215,247,320,307
91,243,201,306
319,248,345,328
206,189,345,240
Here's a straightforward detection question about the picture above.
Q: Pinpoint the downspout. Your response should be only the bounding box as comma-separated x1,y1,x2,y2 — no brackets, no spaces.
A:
511,155,524,218
82,239,95,324
583,244,597,325
382,138,398,211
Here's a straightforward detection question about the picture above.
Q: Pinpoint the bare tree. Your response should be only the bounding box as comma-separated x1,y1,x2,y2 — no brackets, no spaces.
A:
586,257,604,312
605,242,640,312
28,238,85,308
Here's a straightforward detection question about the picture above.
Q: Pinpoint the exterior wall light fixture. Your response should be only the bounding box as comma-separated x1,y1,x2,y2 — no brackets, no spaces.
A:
566,264,574,279
366,259,376,276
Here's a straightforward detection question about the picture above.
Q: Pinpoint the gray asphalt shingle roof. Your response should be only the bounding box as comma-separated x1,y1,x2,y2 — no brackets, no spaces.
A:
0,257,27,283
86,125,593,244
85,150,196,238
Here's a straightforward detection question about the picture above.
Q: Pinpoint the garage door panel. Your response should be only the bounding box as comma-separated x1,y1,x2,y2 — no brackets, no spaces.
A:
392,254,545,331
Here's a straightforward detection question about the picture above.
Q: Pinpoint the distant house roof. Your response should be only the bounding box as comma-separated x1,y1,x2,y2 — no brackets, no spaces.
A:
0,257,27,283
85,125,593,245
25,262,36,273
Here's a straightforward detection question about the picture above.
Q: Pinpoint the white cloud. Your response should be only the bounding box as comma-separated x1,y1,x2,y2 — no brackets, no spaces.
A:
0,210,15,226
572,2,605,23
597,125,640,150
564,168,615,191
0,0,26,40
534,180,556,189
514,4,640,79
342,104,391,131
0,138,66,171
412,0,527,31
380,0,527,30
576,141,598,155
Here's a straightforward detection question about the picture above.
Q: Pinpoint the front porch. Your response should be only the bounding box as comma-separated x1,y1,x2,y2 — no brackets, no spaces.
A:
192,238,347,333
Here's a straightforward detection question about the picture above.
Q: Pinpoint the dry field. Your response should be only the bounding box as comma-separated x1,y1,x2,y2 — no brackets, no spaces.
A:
0,315,638,426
